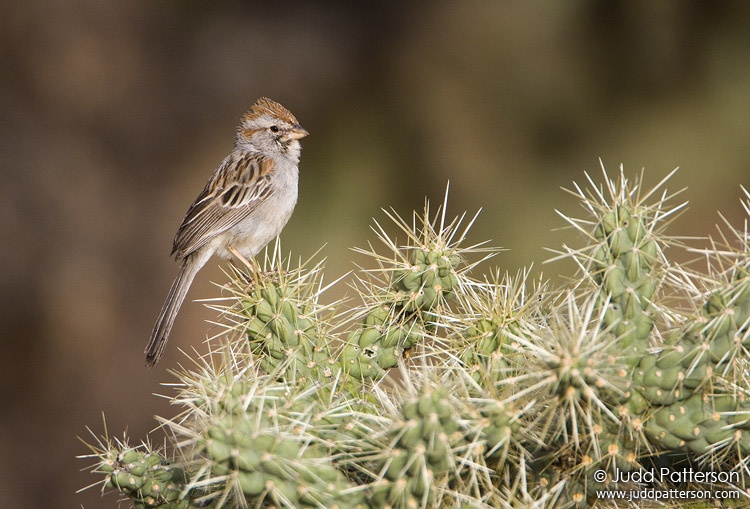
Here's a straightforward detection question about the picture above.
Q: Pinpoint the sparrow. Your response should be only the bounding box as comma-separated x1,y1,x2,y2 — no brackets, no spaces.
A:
145,98,308,367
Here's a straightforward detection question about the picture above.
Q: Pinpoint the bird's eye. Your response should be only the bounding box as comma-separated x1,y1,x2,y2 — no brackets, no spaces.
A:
269,125,280,133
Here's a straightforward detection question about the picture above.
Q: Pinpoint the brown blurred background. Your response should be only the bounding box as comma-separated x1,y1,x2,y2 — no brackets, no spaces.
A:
2,1,750,507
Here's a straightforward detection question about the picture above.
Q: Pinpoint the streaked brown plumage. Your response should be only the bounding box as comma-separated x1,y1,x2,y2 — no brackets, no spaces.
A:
145,98,308,367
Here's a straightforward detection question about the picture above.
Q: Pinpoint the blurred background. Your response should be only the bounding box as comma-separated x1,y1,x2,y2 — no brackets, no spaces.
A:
2,1,750,507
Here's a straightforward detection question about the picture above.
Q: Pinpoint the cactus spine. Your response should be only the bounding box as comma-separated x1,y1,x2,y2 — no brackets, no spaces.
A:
82,168,750,507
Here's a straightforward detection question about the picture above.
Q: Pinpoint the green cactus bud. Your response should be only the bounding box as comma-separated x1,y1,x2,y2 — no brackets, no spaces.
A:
705,292,726,315
237,470,265,496
376,346,400,369
422,265,439,288
120,449,141,464
262,285,282,308
113,470,145,490
626,213,647,244
645,423,685,450
642,365,681,390
254,298,276,322
365,305,390,326
421,285,439,309
605,268,628,296
600,211,618,236
395,268,420,292
609,228,634,256
340,343,383,379
358,327,381,348
281,299,298,323
381,326,406,348
685,436,710,454
702,423,733,445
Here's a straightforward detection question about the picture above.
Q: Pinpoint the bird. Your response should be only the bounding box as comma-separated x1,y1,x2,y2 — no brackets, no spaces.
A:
144,97,308,367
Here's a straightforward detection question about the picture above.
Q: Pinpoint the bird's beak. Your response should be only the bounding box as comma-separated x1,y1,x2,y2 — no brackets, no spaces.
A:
287,124,309,140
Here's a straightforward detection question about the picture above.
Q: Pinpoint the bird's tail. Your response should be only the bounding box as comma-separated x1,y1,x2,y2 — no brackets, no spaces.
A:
144,256,202,367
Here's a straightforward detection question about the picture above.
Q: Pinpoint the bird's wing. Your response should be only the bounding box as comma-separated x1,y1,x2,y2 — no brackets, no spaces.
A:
171,152,275,259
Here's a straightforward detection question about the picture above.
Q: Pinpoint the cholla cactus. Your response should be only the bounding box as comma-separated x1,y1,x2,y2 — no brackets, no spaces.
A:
339,194,494,381
82,167,750,508
80,430,192,509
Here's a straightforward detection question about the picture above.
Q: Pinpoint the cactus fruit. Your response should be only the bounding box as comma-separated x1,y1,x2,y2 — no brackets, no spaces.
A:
83,169,750,507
